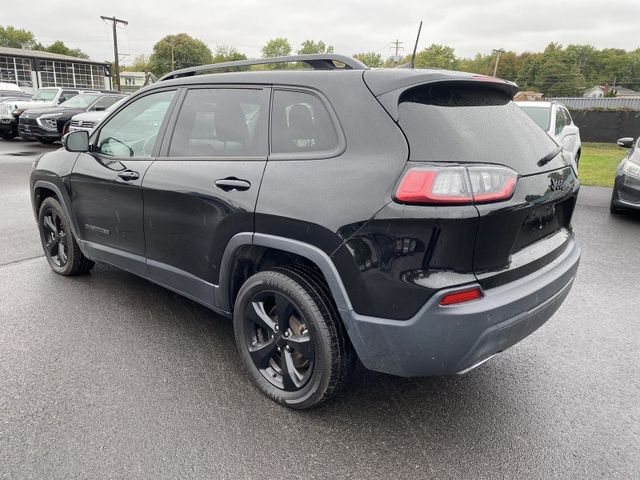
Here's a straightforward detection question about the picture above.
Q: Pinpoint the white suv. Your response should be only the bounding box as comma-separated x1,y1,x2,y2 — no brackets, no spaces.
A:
517,101,582,166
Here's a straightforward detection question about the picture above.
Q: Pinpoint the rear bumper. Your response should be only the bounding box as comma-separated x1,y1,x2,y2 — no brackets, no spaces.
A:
339,239,581,377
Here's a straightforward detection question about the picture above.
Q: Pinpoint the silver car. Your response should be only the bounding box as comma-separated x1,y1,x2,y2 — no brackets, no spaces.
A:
68,97,127,133
517,101,582,166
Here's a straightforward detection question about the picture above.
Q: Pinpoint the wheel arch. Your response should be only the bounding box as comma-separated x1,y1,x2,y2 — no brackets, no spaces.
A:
32,180,82,241
217,233,353,314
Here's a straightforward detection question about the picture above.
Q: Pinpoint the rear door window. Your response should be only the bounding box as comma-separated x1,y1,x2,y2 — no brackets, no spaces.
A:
271,90,338,155
398,84,558,174
168,88,268,158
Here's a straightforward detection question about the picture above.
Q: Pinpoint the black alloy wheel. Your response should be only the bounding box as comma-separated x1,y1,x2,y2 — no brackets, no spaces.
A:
41,207,68,267
233,267,355,409
38,197,94,275
243,290,315,391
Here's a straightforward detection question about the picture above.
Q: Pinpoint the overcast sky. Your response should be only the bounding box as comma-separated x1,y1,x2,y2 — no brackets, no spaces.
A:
4,0,640,64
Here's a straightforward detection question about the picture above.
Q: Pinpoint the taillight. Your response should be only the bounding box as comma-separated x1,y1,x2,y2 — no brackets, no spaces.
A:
394,165,517,205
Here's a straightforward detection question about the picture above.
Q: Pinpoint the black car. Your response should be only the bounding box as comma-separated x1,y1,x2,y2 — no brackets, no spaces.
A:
610,137,640,214
19,93,125,144
29,54,581,409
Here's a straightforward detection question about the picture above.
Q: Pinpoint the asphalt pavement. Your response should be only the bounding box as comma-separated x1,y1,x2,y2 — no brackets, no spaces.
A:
1,139,638,479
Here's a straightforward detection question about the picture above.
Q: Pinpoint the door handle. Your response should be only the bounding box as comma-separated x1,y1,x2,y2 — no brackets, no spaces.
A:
117,170,140,181
215,177,251,192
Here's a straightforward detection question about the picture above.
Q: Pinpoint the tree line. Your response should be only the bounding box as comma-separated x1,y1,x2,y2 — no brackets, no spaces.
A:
0,25,89,59
2,24,640,97
138,35,640,97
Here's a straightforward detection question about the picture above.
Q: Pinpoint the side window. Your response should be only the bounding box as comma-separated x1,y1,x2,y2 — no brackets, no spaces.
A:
562,108,573,125
271,90,339,154
554,108,566,135
168,88,267,158
97,90,175,158
59,90,78,104
92,96,120,111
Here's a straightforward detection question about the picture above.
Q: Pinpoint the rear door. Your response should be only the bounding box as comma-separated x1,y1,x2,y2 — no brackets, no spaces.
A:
69,89,177,275
141,86,269,308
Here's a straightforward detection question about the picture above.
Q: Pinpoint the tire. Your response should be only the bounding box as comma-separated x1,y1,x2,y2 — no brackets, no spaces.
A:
610,190,625,215
574,151,580,169
38,197,94,275
610,202,625,215
233,267,355,409
0,131,16,140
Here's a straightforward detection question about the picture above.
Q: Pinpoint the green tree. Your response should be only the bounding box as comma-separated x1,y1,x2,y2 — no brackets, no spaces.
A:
262,38,291,58
122,55,150,72
298,40,334,55
353,52,383,68
45,40,89,59
413,44,458,69
212,45,247,63
0,25,38,49
148,33,213,77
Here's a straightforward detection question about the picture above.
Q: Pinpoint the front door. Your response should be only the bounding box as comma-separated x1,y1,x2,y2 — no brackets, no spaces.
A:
142,87,269,309
70,89,177,275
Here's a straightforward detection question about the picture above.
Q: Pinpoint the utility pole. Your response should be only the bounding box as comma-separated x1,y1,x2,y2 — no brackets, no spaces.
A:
170,42,175,71
390,39,404,58
492,48,505,77
389,39,404,64
100,15,128,91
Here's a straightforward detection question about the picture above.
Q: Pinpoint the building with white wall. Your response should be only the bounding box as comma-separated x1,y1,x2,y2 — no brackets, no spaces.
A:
0,46,112,92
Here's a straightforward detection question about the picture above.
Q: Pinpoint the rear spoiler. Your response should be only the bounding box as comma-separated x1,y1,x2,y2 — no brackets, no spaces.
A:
365,72,519,122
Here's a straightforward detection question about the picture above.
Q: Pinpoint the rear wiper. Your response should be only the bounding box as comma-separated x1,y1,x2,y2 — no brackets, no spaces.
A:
537,146,562,167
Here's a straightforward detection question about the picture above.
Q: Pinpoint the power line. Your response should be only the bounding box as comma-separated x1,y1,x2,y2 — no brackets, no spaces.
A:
100,15,128,91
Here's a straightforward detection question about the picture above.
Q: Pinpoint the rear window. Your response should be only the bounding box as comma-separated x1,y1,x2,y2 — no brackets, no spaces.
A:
398,85,557,170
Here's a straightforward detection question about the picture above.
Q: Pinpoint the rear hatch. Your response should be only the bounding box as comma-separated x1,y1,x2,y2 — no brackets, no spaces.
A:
368,75,578,288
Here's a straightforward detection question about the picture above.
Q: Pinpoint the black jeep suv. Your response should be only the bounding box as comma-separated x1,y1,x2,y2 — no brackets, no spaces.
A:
30,54,581,409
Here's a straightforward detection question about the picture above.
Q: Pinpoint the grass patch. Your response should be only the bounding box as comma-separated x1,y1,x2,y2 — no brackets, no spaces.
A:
579,142,625,187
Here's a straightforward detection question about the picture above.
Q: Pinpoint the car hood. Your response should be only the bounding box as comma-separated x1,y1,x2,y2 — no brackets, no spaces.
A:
21,107,85,119
19,100,58,110
71,110,110,123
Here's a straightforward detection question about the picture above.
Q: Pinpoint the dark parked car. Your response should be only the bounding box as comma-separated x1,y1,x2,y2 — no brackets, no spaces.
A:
29,54,581,409
610,136,640,214
19,93,125,144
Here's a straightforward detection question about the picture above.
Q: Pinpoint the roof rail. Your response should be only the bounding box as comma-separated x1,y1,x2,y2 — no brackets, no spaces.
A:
159,54,368,81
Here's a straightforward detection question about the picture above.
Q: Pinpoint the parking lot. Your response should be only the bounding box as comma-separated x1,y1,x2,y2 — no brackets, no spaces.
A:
0,139,638,479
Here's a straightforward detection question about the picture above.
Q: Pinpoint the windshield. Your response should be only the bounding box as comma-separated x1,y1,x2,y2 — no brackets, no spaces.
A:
60,94,101,109
398,84,558,174
32,89,57,101
519,106,552,131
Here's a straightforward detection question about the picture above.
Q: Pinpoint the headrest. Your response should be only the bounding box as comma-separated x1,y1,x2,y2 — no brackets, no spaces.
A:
214,99,249,142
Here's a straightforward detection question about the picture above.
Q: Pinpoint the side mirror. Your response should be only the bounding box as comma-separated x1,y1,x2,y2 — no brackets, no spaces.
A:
617,137,635,148
93,106,106,111
62,130,89,152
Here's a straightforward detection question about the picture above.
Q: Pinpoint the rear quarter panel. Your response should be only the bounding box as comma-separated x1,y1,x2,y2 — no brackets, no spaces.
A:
255,74,409,316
